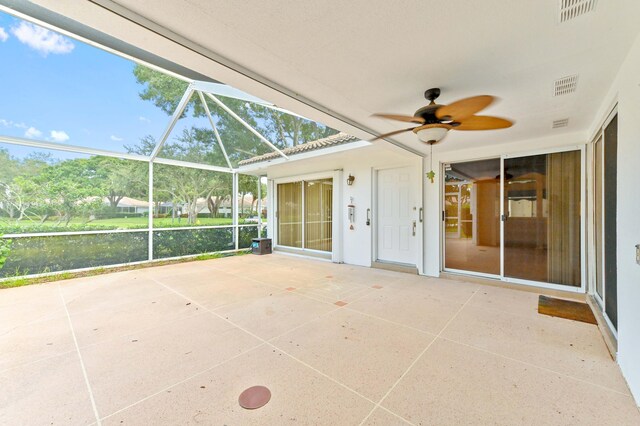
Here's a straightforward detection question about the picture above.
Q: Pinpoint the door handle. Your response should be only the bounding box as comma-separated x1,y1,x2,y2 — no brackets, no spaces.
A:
366,208,371,226
412,220,416,236
419,207,423,223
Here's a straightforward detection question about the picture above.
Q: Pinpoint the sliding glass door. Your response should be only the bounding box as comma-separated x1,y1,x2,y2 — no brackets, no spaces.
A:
277,178,333,252
503,151,581,287
443,148,583,289
444,159,501,275
592,112,617,329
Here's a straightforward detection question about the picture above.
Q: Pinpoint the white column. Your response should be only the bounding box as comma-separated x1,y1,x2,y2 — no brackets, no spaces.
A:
148,161,154,261
257,176,263,236
233,172,239,250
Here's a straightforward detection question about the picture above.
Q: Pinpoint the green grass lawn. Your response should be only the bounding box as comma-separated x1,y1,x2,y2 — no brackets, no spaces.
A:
0,216,266,232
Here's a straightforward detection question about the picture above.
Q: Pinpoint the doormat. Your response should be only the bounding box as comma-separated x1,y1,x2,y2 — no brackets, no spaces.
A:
538,295,597,325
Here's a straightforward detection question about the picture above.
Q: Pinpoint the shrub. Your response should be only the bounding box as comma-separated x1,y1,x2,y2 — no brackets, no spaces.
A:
0,232,148,278
0,235,12,271
0,225,261,278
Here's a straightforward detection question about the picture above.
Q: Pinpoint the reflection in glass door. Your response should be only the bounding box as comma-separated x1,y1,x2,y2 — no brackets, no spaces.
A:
304,179,333,252
277,182,303,248
503,150,581,287
444,159,501,275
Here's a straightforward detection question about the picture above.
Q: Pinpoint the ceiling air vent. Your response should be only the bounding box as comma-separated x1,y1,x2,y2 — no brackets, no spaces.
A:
554,75,579,96
559,0,597,23
552,118,569,129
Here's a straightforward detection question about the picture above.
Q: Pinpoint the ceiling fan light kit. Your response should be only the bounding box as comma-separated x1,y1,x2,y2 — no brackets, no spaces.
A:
414,123,451,144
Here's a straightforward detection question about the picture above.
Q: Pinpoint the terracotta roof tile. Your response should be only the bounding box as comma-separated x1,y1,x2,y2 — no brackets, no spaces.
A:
238,132,359,166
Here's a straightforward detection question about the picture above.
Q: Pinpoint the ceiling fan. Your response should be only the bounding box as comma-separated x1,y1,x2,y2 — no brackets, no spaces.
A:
372,88,514,145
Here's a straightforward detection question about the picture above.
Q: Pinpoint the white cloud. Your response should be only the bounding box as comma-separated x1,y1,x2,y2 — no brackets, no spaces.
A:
0,27,8,42
139,116,151,123
1,119,31,129
24,127,42,138
50,130,70,142
11,21,74,56
110,135,123,142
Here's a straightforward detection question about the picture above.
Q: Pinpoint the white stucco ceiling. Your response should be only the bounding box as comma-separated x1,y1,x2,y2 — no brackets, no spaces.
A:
18,0,640,154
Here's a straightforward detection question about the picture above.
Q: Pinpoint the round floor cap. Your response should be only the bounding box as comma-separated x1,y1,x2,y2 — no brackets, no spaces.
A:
238,385,271,409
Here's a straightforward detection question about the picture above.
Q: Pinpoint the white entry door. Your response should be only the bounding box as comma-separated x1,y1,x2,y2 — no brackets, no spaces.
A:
376,166,419,265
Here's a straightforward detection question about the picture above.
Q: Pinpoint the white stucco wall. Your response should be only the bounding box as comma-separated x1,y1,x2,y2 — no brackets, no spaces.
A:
341,161,375,267
591,34,640,406
261,143,422,269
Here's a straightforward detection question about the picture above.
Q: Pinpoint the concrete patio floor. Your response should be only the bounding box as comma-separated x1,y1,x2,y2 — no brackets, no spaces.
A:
1,254,638,425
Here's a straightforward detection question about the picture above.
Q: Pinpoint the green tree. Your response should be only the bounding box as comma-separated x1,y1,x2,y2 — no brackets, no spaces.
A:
127,131,230,224
238,174,258,217
34,159,103,225
133,66,191,115
206,173,232,219
153,163,221,224
86,156,148,212
0,150,53,222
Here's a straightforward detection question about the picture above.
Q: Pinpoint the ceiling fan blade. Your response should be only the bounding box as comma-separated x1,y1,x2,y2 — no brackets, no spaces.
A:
453,115,513,131
370,126,417,141
436,95,494,121
372,113,425,124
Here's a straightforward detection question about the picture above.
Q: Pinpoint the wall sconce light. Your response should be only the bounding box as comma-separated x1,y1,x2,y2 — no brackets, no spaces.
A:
347,174,355,186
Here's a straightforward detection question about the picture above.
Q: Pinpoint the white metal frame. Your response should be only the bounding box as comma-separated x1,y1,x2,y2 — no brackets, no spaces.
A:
440,144,587,294
0,3,361,280
591,135,605,309
0,75,282,280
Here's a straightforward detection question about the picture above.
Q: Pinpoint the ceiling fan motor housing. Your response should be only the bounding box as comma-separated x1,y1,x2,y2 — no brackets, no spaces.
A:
414,104,458,127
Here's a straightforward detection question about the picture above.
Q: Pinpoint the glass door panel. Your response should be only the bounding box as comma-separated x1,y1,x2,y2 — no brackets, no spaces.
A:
603,114,618,328
304,179,333,252
503,150,581,286
444,159,500,275
277,182,302,248
594,136,604,299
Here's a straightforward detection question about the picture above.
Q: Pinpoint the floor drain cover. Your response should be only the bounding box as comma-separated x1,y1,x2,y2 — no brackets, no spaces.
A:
239,385,271,409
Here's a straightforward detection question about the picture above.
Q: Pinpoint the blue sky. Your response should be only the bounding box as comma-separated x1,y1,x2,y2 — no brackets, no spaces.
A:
0,11,174,158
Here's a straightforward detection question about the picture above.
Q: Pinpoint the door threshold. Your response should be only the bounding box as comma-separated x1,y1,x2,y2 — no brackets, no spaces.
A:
439,272,586,301
586,295,617,359
274,246,331,260
372,261,418,275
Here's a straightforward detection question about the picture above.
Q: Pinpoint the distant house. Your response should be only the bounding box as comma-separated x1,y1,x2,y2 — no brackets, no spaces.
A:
112,197,151,214
106,195,266,217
